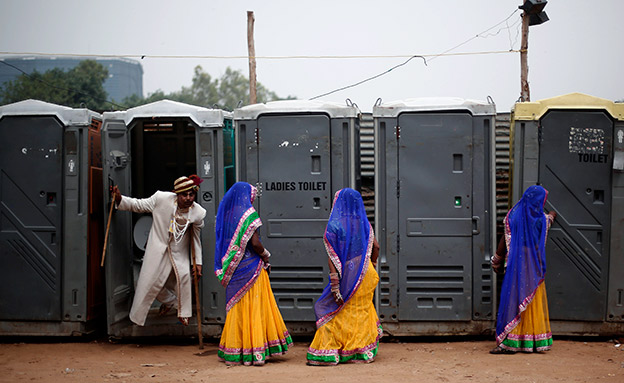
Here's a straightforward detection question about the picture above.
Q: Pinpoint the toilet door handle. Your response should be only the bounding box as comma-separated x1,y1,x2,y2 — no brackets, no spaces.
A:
472,216,480,235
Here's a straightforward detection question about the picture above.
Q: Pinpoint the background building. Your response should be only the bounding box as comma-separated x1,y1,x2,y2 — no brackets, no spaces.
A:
0,55,143,102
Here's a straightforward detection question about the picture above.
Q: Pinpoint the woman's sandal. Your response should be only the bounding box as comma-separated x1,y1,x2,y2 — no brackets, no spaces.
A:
178,317,189,326
158,303,174,316
489,346,516,355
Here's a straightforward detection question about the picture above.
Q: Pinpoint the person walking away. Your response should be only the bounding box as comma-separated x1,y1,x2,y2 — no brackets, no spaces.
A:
307,188,382,365
490,185,557,354
112,175,206,326
214,182,292,365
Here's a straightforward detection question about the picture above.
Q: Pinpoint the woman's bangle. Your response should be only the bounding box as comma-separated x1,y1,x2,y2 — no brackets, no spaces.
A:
262,248,271,259
490,253,502,266
329,272,340,287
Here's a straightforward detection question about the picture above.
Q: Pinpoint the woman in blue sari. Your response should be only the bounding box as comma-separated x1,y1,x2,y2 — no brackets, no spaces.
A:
307,188,381,365
214,182,292,365
490,185,556,354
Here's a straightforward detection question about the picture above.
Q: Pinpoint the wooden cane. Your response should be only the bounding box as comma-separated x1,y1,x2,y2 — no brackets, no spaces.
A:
190,231,204,349
100,192,115,267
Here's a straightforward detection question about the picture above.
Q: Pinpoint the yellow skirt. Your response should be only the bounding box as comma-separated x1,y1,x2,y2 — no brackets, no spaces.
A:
218,268,292,365
307,262,382,365
501,282,553,352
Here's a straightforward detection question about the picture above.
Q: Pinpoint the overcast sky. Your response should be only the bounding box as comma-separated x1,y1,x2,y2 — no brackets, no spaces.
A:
1,0,622,112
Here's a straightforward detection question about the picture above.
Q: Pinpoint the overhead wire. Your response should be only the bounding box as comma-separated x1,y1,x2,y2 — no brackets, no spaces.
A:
433,8,520,62
0,9,522,106
310,55,427,100
1,50,518,61
309,9,521,100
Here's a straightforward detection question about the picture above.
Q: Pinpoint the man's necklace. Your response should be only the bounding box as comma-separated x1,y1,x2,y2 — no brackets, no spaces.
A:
169,203,191,244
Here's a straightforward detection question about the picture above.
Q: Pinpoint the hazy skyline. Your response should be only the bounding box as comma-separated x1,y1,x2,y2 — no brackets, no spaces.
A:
1,0,622,111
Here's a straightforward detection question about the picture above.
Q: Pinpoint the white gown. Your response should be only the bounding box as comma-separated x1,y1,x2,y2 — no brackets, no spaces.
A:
116,191,206,326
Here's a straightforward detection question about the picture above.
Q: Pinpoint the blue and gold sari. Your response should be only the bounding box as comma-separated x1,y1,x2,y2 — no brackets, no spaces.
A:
307,188,381,365
214,182,292,365
496,185,554,352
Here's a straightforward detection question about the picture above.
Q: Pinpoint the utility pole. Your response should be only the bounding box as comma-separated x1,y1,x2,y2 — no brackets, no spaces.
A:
247,11,257,105
520,12,530,102
518,0,549,102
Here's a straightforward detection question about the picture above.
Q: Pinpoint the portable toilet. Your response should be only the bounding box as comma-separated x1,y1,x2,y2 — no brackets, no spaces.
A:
510,93,624,335
232,100,361,332
373,97,497,335
0,99,104,336
101,100,233,338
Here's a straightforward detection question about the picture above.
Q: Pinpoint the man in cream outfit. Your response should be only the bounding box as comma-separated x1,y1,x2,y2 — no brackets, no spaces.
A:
112,175,206,326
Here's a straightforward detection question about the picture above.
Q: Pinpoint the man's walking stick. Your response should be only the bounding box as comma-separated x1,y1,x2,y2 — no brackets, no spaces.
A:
101,191,115,267
190,232,204,350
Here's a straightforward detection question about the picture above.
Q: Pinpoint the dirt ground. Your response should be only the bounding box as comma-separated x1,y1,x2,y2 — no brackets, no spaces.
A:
2,336,624,383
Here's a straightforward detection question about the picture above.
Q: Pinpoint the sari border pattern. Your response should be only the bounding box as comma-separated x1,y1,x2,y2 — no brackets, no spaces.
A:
215,208,261,287
217,331,293,366
315,223,375,328
496,278,543,345
501,331,553,352
225,261,263,312
324,190,344,277
306,322,383,365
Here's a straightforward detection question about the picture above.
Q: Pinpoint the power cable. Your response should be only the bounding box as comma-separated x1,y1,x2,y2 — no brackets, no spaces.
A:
310,55,427,100
0,9,523,106
310,9,521,100
0,50,517,61
427,9,520,64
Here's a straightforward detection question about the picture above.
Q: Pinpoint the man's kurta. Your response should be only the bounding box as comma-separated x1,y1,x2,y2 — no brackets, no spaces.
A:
117,191,206,326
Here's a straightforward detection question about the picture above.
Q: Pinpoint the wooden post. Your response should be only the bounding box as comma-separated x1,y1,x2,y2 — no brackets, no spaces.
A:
100,193,115,267
247,11,257,105
191,233,204,350
520,12,530,102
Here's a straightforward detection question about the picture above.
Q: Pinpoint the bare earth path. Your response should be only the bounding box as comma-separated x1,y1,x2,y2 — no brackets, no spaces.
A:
1,337,623,382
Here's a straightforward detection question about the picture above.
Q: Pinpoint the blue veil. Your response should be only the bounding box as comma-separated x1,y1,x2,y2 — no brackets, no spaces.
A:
314,188,374,327
214,182,263,311
496,185,549,344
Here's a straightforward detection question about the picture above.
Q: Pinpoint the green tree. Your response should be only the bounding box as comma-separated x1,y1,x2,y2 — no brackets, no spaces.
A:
0,60,111,110
121,90,168,108
168,66,219,107
123,65,295,110
66,60,109,108
215,67,250,109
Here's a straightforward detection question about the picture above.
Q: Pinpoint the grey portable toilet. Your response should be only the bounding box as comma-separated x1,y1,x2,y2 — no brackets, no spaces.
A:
233,100,361,331
373,97,496,335
0,99,104,336
510,93,624,335
101,100,233,338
